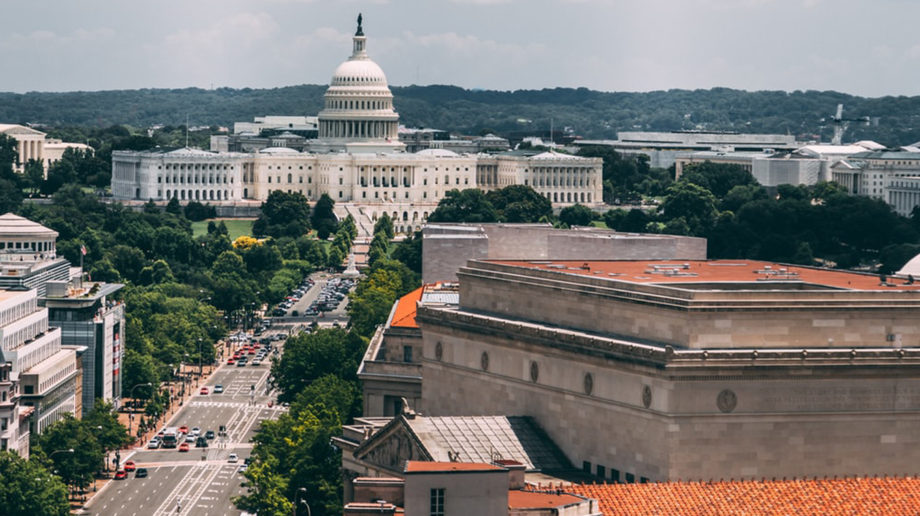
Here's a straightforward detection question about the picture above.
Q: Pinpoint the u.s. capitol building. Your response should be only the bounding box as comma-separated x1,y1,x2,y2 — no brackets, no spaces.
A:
111,17,602,225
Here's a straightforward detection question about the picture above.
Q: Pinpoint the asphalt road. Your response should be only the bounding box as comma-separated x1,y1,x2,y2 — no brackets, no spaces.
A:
84,335,288,516
273,272,351,325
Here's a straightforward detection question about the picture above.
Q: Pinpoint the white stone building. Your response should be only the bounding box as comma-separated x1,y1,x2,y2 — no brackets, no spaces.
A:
0,124,91,175
831,151,920,216
0,288,75,435
111,18,603,222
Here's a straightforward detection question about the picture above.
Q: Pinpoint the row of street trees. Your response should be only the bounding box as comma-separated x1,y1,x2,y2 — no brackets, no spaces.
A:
236,214,420,515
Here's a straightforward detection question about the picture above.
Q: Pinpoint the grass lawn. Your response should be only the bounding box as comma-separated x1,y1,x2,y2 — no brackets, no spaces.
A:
191,219,255,240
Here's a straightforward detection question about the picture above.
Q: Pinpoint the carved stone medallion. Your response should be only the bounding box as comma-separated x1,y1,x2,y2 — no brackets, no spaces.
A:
480,351,489,371
434,341,443,361
717,389,737,413
530,361,539,382
583,373,594,395
641,385,652,408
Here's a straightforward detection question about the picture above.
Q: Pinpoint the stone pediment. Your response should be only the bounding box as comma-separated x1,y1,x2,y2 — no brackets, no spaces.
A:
354,417,431,473
0,124,45,136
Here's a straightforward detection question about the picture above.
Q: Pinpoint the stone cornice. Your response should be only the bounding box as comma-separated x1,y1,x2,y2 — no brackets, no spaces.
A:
416,306,920,374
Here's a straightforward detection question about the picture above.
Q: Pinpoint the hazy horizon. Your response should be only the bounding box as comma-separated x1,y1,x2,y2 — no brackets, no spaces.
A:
2,0,919,98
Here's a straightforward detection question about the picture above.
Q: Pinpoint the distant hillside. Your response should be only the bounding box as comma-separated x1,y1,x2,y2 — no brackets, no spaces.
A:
2,85,920,146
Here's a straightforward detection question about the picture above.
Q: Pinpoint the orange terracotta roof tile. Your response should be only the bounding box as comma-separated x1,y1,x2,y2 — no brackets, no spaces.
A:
508,490,583,509
566,476,920,515
390,287,423,328
488,259,920,291
404,461,504,473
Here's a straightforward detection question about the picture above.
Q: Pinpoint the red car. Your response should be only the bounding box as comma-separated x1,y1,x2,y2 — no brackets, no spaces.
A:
200,386,209,395
179,442,190,452
178,425,189,434
124,460,136,472
248,349,256,355
114,470,127,480
227,358,235,365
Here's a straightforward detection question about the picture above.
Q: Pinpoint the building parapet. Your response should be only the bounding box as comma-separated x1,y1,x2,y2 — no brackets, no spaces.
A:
416,305,920,373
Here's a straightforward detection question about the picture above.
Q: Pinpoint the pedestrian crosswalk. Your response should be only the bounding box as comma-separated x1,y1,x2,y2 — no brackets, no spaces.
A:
187,401,249,408
187,400,289,411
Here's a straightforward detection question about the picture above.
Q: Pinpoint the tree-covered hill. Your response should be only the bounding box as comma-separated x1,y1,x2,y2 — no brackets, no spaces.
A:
2,85,920,146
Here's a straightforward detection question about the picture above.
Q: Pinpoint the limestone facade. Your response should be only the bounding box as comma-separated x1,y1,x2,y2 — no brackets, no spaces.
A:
416,259,920,482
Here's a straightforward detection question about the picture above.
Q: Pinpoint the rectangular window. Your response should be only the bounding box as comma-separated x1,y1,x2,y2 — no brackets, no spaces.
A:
430,488,445,516
625,472,635,483
596,465,605,478
582,461,591,473
403,346,413,363
611,469,620,483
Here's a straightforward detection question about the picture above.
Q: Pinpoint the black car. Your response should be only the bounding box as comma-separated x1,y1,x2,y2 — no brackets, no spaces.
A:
205,430,215,439
196,436,208,447
135,468,148,478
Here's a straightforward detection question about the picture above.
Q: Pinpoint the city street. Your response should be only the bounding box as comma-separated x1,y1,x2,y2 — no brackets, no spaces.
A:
83,334,289,516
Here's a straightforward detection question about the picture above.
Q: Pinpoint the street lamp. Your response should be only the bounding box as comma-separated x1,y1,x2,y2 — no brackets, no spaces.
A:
49,448,75,459
128,382,153,441
197,338,203,380
293,487,312,516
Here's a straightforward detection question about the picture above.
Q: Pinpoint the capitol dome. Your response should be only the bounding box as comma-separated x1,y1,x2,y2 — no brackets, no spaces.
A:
330,59,388,88
317,14,400,147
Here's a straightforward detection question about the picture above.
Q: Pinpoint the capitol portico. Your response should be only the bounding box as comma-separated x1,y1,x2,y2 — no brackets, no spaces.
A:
110,16,602,222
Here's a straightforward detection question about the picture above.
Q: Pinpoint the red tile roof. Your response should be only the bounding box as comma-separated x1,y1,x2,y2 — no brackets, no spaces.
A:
489,259,920,291
508,490,584,509
567,476,920,515
404,461,504,473
390,287,423,328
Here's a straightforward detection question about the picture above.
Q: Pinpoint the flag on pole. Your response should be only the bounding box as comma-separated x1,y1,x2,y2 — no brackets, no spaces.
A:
80,245,87,256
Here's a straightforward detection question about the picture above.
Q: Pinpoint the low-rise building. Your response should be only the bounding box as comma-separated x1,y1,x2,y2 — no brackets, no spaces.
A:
345,461,599,516
359,283,458,418
575,131,800,169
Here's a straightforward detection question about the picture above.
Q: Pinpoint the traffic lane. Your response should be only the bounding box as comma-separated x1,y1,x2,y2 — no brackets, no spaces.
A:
86,463,188,516
186,463,248,516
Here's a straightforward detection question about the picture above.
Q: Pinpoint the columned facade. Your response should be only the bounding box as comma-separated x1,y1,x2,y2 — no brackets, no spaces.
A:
315,18,403,153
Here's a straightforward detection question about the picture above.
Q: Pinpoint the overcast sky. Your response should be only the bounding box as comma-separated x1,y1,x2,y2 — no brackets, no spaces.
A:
1,0,918,97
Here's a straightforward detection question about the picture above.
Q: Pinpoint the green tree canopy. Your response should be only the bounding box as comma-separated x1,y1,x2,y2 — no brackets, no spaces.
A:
558,204,595,227
428,188,499,223
486,184,553,223
0,452,69,516
679,161,757,198
254,191,311,238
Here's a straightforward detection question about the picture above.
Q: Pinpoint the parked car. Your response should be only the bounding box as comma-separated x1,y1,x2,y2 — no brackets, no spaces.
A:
135,468,148,478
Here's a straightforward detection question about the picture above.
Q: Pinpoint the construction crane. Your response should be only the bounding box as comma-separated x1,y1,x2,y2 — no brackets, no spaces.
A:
829,104,870,145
